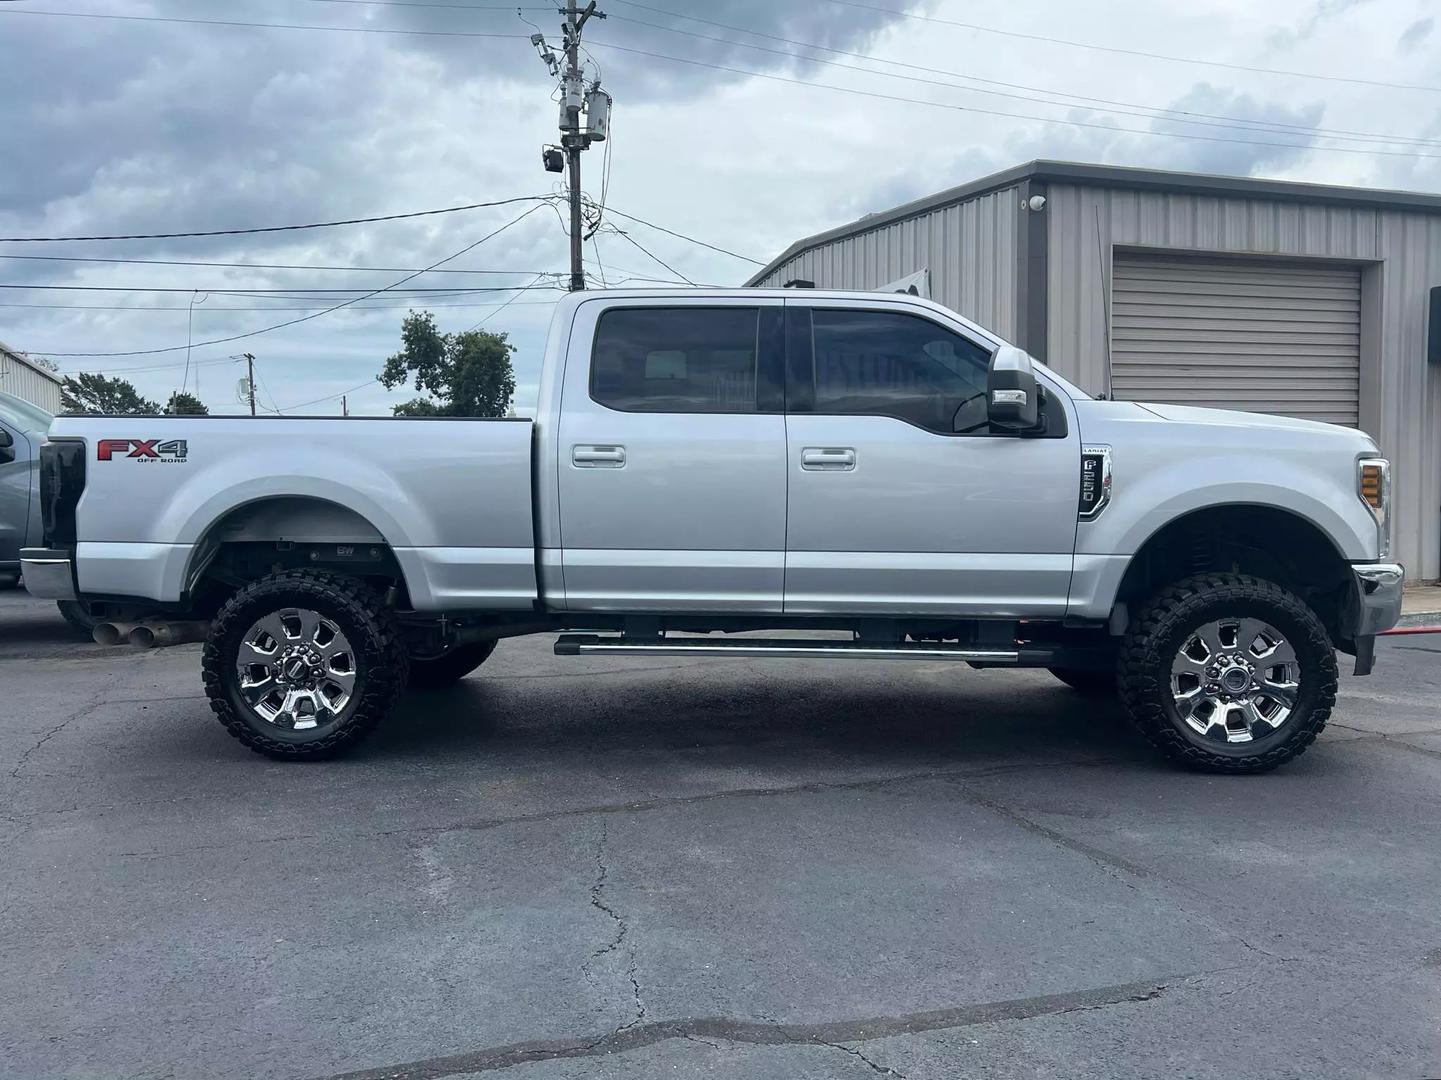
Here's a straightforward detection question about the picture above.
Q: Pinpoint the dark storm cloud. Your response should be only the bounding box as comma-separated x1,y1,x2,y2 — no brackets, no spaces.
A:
0,0,917,257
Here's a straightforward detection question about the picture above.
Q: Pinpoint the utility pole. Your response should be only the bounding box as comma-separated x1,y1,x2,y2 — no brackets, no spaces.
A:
562,1,590,292
534,2,607,292
242,353,256,417
341,395,349,418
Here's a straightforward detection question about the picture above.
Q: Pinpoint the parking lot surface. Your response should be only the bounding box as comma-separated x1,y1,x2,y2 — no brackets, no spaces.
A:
3,587,1441,1079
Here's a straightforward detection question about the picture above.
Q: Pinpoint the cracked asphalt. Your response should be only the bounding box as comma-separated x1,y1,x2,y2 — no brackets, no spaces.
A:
3,586,1441,1079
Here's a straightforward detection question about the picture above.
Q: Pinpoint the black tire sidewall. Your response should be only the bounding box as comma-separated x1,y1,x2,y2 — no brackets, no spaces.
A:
1122,574,1336,771
203,572,405,759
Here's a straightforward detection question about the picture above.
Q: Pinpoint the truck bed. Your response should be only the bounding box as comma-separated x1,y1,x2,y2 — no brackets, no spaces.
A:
49,415,537,610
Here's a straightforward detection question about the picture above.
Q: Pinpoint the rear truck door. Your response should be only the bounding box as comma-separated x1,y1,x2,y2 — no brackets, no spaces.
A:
781,298,1080,617
556,296,787,612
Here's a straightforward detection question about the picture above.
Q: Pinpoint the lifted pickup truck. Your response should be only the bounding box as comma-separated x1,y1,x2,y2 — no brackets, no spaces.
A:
23,289,1403,771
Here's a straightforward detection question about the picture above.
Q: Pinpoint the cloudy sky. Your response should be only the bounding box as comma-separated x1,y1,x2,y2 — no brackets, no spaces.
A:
2,0,1439,414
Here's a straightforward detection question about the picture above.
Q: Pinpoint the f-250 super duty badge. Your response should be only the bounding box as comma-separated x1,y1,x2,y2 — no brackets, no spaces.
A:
96,438,189,463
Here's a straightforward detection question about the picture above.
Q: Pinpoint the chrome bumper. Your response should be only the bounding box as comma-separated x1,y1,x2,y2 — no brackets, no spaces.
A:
1352,563,1405,637
19,548,76,601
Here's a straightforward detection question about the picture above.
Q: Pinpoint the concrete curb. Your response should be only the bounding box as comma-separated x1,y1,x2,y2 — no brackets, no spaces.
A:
1389,610,1441,632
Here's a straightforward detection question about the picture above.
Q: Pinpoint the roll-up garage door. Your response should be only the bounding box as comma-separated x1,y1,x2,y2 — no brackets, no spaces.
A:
1110,254,1360,426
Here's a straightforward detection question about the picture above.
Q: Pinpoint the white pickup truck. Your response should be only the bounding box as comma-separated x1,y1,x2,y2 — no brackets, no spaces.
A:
23,288,1403,772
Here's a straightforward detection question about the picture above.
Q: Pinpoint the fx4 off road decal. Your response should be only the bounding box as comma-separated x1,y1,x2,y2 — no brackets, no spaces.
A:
96,438,189,463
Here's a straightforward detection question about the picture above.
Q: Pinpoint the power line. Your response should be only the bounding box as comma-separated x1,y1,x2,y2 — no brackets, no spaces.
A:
817,0,1441,94
467,272,553,331
0,284,562,294
602,225,695,286
0,194,555,243
36,202,553,356
0,6,532,41
605,0,1441,150
275,377,386,413
584,41,1441,161
0,253,559,275
288,0,549,8
599,206,765,264
0,298,568,312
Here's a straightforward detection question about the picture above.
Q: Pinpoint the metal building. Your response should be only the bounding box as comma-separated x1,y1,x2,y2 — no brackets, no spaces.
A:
0,340,62,414
748,160,1441,582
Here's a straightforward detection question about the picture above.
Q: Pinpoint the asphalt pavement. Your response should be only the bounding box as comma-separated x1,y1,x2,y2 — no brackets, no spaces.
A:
2,586,1440,1079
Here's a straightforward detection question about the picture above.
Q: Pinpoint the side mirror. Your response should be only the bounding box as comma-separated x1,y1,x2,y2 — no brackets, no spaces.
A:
0,429,13,465
987,346,1040,431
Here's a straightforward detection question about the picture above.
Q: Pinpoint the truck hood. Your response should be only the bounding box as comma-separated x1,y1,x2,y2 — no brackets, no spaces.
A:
1133,401,1371,443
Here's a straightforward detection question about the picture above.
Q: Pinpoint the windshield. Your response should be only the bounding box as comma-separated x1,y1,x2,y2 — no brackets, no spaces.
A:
0,391,54,432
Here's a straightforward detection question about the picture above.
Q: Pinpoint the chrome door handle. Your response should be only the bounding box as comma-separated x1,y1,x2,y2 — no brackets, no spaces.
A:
572,444,626,468
801,447,856,471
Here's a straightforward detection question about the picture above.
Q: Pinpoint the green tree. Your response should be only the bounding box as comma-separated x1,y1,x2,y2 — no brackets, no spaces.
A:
164,390,209,415
60,373,161,416
378,311,516,417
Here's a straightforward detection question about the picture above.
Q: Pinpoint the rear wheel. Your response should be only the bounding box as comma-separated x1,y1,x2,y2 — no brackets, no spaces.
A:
1048,667,1116,696
1119,573,1335,773
408,640,497,689
202,570,408,761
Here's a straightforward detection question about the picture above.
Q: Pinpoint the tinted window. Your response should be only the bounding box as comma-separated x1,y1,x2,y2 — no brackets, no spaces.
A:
592,307,759,413
811,310,991,434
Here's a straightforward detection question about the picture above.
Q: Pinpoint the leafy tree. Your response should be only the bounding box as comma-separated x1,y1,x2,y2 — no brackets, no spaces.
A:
60,373,161,416
164,390,209,415
378,311,516,418
27,355,60,372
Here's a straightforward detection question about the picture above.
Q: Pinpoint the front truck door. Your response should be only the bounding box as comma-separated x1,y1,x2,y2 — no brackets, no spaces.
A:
557,297,787,612
782,300,1080,617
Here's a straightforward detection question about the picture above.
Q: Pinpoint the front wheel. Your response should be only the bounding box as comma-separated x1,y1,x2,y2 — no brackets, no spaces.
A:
1118,573,1336,774
202,570,408,761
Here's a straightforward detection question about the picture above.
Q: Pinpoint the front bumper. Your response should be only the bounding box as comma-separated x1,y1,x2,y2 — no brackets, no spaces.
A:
1352,563,1405,636
19,548,76,601
1348,562,1404,676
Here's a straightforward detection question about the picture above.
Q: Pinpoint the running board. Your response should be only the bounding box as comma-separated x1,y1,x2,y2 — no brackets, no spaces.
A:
554,635,1033,663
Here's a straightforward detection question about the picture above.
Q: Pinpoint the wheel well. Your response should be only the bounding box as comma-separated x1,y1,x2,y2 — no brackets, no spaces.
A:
187,496,409,611
1116,505,1354,647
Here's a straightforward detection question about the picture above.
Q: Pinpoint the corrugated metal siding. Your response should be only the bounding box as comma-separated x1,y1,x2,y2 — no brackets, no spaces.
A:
1110,254,1360,426
0,351,62,413
751,187,1021,340
1047,182,1440,580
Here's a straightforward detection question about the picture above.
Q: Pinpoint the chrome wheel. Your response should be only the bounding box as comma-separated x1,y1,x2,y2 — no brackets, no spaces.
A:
1170,617,1299,743
235,608,356,731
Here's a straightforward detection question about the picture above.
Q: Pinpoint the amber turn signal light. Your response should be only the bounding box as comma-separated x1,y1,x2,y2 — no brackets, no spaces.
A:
1360,463,1385,509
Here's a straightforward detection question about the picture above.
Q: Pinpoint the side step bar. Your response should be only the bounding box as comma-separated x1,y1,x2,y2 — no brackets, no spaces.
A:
555,634,1040,664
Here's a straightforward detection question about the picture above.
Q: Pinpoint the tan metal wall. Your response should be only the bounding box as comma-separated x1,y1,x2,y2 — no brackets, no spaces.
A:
1046,183,1441,580
0,350,62,414
750,186,1021,341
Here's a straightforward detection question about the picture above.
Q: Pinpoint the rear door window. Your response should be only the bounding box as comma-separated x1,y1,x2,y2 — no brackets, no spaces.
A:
591,307,759,413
